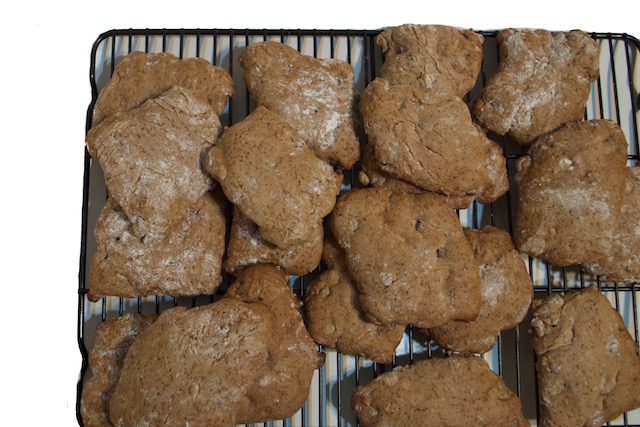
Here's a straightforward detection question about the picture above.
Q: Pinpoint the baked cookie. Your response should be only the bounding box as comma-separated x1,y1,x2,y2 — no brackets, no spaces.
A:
376,24,484,98
304,237,406,364
225,264,324,423
88,191,226,301
330,187,482,328
204,105,342,248
239,41,360,169
361,78,509,204
224,206,324,276
352,356,529,427
514,120,629,266
427,226,532,354
358,143,474,209
86,86,223,238
582,166,640,283
108,298,274,427
80,314,156,427
472,28,599,145
92,51,234,125
531,286,640,427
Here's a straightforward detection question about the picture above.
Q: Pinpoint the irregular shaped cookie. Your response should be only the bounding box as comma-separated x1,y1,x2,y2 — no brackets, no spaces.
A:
80,314,156,427
88,191,226,301
472,28,599,145
428,226,532,354
514,120,628,266
239,41,360,168
582,166,640,282
225,263,324,423
361,78,509,204
204,105,342,248
531,286,640,427
92,51,234,125
358,143,474,209
86,86,223,238
304,237,406,364
330,187,481,328
224,206,324,276
109,298,274,427
376,24,484,98
352,356,529,427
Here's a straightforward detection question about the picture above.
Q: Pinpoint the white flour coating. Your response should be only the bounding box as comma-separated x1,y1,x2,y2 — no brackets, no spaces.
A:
542,187,611,218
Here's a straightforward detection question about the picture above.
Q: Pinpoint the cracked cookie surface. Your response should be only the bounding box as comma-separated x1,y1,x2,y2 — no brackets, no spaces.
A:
304,237,405,364
531,286,640,427
86,86,222,238
239,41,360,169
376,24,484,98
329,187,481,328
472,28,599,145
361,78,508,204
204,105,342,249
352,356,529,427
92,51,234,126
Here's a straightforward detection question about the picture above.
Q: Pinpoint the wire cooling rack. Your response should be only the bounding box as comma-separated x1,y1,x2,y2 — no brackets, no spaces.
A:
78,28,640,426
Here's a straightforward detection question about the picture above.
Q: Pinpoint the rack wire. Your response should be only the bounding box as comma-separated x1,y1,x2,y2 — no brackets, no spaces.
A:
78,28,640,426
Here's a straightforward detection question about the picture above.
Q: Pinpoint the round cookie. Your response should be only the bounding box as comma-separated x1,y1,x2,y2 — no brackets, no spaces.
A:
330,187,482,328
427,226,532,354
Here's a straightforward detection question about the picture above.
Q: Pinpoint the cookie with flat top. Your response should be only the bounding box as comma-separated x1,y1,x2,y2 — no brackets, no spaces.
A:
92,51,233,126
239,41,360,169
472,28,599,145
531,286,640,427
330,187,481,328
376,24,484,97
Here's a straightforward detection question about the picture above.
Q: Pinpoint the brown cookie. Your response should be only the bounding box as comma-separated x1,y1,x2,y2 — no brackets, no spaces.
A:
92,51,234,125
80,314,156,427
225,264,325,423
352,356,529,427
88,191,226,301
304,237,406,364
108,299,274,427
427,226,532,354
361,78,509,204
86,86,223,238
204,105,342,248
358,143,474,209
472,29,599,145
224,206,324,276
582,166,640,283
376,24,484,98
531,286,640,427
239,41,360,169
514,120,629,266
330,187,481,328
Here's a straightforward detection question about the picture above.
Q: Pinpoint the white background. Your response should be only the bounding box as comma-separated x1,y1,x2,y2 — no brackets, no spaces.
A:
1,1,637,425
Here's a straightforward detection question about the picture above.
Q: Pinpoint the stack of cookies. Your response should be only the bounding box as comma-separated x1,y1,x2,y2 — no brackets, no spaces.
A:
81,24,640,427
